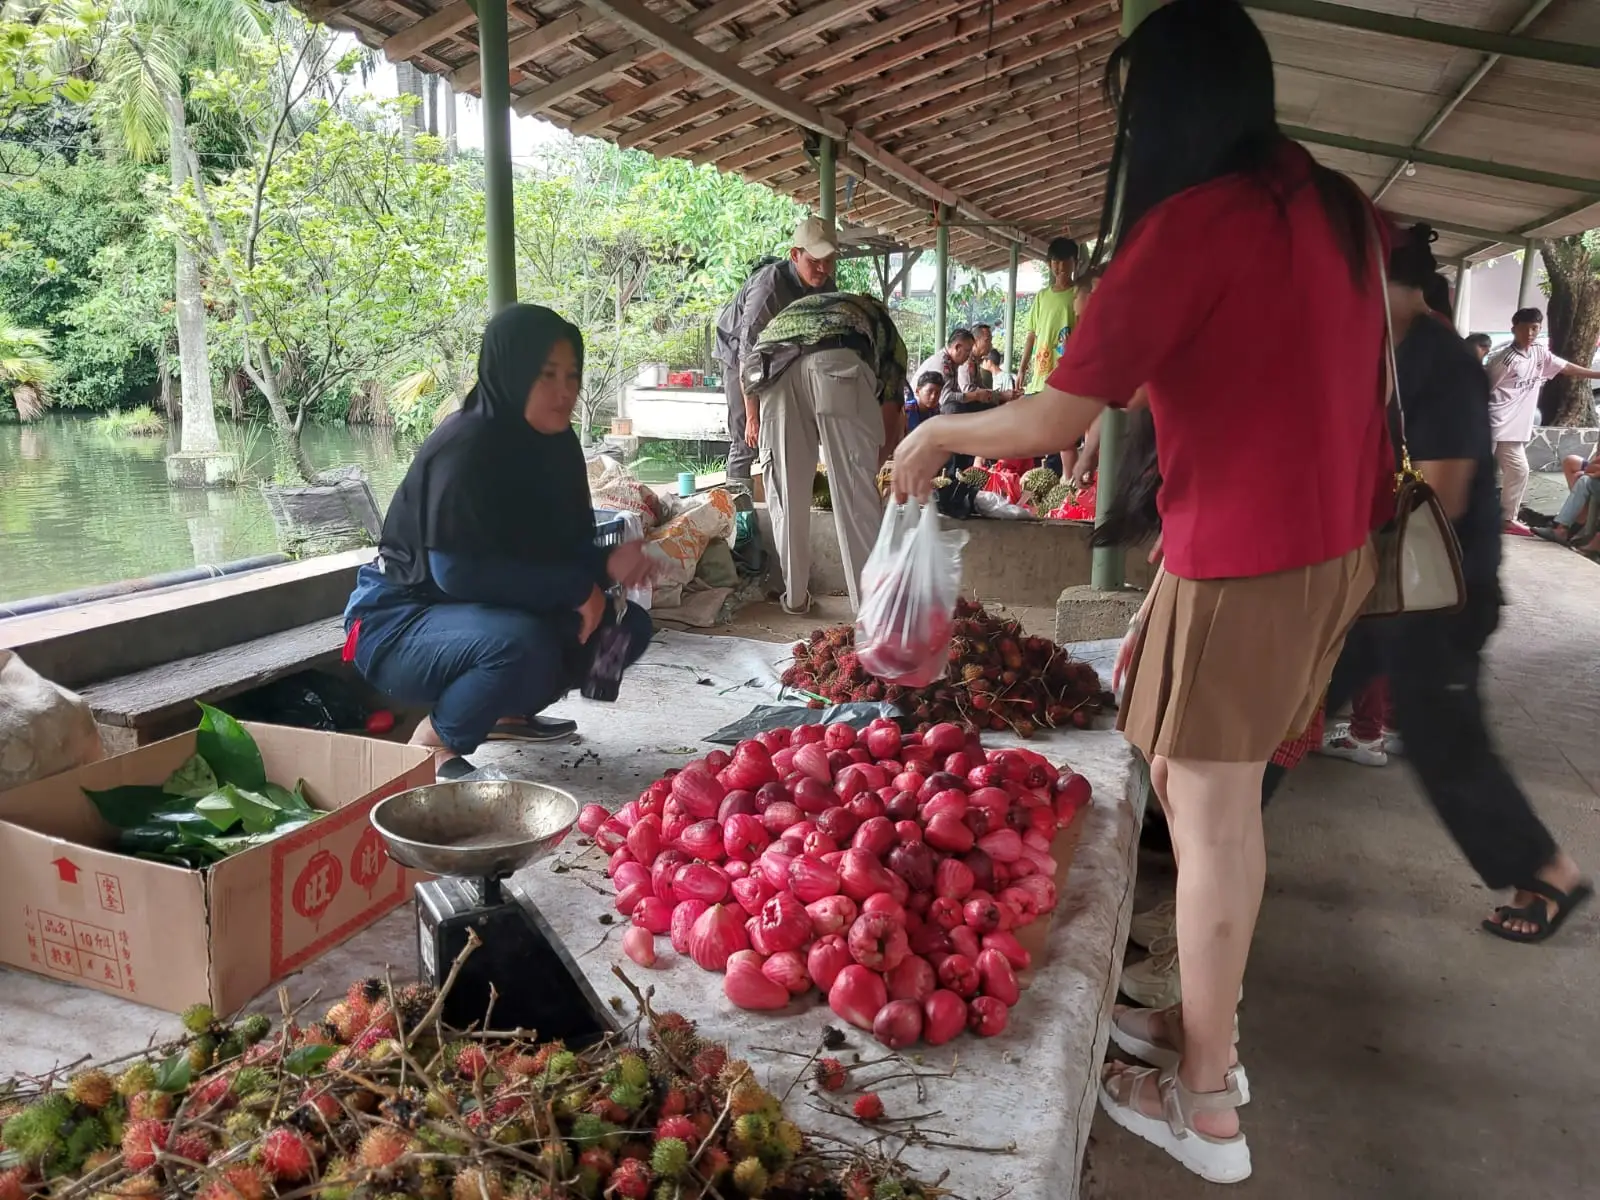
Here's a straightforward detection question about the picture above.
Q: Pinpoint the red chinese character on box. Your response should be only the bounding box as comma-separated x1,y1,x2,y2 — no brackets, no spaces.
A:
292,850,342,923
95,873,125,914
40,912,71,944
350,824,389,895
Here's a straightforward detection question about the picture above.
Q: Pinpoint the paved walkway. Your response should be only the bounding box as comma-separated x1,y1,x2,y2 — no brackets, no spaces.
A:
1085,537,1600,1199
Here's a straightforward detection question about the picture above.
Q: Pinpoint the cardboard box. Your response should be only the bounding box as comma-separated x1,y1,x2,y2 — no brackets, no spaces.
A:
0,724,433,1014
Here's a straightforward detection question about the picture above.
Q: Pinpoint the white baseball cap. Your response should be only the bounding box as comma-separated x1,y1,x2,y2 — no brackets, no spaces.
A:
792,215,838,258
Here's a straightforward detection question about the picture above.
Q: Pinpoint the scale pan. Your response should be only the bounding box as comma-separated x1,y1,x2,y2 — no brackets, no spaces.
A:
370,779,578,878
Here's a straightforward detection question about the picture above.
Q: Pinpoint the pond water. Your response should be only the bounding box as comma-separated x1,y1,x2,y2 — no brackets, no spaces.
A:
0,417,415,604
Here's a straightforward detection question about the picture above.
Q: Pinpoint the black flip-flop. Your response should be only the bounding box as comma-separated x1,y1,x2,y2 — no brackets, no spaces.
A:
1482,879,1593,944
1533,526,1572,546
484,716,578,743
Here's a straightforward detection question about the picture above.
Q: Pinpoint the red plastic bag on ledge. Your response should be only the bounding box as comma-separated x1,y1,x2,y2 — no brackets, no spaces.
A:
855,500,970,686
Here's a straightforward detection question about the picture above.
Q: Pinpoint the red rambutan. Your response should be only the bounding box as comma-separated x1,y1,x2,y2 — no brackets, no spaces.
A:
654,1115,697,1147
188,1073,233,1113
658,1087,689,1118
195,1164,270,1200
852,1093,885,1121
0,1167,30,1200
257,1128,315,1181
454,1045,490,1080
121,1119,170,1172
690,1044,727,1079
815,1058,847,1091
606,1159,652,1200
357,1125,413,1170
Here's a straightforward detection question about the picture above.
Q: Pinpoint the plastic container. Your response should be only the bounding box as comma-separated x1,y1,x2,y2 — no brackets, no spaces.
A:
677,471,696,497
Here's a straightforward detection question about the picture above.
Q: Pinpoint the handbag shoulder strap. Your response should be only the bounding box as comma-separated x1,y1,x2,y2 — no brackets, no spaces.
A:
1368,208,1419,481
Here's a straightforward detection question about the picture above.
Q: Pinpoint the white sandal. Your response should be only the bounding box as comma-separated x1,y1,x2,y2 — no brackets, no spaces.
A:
1098,1062,1251,1184
1109,1003,1251,1103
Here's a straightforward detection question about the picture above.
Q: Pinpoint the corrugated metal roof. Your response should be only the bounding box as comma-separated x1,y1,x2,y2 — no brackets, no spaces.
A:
292,0,1600,269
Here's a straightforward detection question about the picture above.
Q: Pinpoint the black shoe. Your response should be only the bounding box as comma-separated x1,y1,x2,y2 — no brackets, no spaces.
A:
436,755,478,780
484,716,578,743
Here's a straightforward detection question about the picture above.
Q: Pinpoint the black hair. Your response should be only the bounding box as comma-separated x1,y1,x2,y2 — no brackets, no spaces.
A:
1089,408,1162,550
915,371,945,392
1389,223,1439,290
948,327,974,346
1512,307,1544,326
984,349,1003,366
1093,0,1370,288
973,323,992,334
1046,237,1078,264
1466,332,1492,350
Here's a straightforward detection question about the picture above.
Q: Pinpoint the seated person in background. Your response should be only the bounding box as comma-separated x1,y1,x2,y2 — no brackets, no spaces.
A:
958,324,995,391
915,328,1014,415
1537,454,1600,549
985,349,1017,394
906,370,944,432
343,305,655,780
1466,333,1493,362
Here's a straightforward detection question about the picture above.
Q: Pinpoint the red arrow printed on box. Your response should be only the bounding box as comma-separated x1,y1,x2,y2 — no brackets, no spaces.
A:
52,857,81,884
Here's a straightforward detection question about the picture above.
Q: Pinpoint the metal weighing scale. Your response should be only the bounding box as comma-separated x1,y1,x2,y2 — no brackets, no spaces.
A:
369,779,616,1043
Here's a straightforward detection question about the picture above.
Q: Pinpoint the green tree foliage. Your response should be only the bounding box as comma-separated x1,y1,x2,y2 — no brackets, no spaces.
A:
0,310,53,419
0,155,170,409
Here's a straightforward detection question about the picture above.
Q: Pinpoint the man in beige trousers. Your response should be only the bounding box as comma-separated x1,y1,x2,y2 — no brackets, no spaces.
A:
741,292,909,615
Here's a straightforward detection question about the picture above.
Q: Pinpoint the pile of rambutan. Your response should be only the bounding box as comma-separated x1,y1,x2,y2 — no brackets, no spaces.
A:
781,599,1111,737
0,981,929,1200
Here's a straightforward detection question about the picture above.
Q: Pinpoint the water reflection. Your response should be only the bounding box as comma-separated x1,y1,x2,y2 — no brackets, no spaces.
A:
0,417,415,603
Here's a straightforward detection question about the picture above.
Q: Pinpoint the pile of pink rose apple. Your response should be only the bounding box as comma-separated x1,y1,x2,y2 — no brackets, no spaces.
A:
576,718,1093,1050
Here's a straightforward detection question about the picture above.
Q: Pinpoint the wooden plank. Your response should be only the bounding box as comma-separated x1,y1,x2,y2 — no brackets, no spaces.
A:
454,11,605,92
384,0,476,63
657,103,763,158
772,2,966,87
581,0,848,138
80,619,348,729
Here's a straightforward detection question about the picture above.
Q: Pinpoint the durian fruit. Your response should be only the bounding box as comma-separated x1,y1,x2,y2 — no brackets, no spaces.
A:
1042,482,1072,511
1021,466,1059,499
957,467,990,488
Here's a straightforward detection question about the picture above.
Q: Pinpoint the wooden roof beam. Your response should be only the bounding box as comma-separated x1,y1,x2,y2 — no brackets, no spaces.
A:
938,125,1117,188
571,0,881,136
866,49,1116,139
578,0,1048,256
849,19,1123,129
613,2,970,153
657,104,764,158
711,130,802,174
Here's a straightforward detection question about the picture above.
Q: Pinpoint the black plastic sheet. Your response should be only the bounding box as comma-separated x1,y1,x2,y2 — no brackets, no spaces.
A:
704,700,905,745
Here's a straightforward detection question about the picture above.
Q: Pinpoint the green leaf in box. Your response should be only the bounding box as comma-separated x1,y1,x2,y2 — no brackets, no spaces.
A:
83,702,325,869
195,701,267,791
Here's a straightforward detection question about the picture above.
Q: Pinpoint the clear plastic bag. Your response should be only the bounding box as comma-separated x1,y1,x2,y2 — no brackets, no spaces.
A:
855,499,969,686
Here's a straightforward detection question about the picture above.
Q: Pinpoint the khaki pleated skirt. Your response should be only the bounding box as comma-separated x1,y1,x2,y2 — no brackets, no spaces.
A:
1120,542,1377,763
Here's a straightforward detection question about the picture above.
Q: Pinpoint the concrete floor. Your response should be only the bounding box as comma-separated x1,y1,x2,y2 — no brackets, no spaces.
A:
1083,536,1600,1199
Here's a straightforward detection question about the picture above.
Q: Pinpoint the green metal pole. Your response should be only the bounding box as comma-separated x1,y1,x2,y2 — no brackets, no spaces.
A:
934,206,949,350
475,0,517,313
1005,243,1019,374
817,135,836,227
1091,0,1162,593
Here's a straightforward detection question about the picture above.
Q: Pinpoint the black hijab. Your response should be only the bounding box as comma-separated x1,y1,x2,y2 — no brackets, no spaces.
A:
378,304,597,589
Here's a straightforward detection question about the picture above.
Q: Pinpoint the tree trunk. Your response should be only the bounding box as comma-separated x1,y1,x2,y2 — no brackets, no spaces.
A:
1539,234,1600,427
169,105,221,455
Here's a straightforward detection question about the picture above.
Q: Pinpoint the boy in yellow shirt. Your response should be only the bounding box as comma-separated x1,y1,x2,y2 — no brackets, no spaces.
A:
1018,236,1078,391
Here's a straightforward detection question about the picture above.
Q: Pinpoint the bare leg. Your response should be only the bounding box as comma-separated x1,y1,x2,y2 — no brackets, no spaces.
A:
1166,757,1267,1138
1562,454,1585,490
408,716,457,769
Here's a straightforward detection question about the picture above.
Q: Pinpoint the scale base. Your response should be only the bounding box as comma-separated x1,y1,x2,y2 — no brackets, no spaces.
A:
415,877,614,1044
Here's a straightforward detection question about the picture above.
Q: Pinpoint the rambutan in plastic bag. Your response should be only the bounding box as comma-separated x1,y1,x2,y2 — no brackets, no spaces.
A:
855,500,969,687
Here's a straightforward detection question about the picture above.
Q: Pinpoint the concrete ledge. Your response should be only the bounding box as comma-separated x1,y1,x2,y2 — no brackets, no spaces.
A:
1,550,370,689
1055,584,1144,644
755,505,1156,608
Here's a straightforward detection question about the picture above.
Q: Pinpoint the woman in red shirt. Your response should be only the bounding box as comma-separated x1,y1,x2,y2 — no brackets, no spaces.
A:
892,0,1389,1182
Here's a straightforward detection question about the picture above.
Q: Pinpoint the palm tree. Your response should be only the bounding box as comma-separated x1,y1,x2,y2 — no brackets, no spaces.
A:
0,317,55,422
87,0,264,471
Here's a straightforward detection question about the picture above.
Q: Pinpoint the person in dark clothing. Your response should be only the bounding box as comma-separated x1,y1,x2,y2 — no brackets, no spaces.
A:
1312,224,1589,942
343,305,655,779
713,217,837,483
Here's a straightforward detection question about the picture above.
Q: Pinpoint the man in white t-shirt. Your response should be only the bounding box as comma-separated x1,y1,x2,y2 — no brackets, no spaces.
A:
1484,307,1600,536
